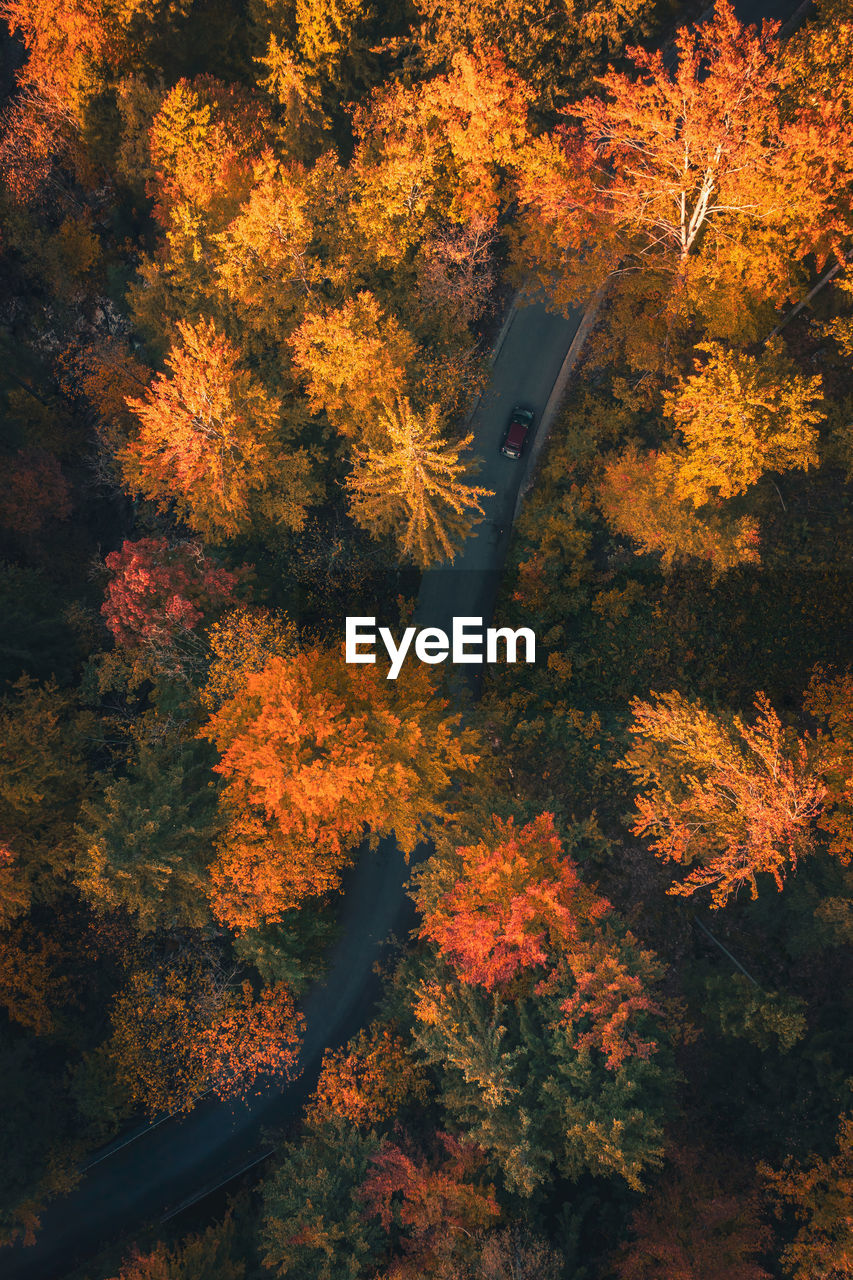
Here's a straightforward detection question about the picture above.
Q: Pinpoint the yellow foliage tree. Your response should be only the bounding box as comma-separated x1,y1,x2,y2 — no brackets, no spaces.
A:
348,396,493,566
665,341,825,503
290,291,419,441
597,443,761,575
254,34,330,160
351,45,530,263
214,153,348,348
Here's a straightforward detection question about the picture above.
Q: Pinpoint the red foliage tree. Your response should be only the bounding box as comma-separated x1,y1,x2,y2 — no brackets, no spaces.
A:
556,939,662,1071
419,812,610,991
359,1132,500,1278
102,537,240,649
0,449,71,534
614,1147,772,1280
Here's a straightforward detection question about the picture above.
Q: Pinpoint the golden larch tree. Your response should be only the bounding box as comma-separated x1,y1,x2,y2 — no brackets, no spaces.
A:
347,396,493,566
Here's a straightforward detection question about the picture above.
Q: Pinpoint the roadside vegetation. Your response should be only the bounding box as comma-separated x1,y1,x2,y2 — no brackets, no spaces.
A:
0,0,851,1274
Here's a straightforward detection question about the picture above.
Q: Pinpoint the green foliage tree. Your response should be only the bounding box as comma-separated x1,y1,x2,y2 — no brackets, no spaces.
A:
414,0,664,110
0,676,93,901
702,974,808,1053
409,960,670,1196
261,1116,386,1280
75,739,221,932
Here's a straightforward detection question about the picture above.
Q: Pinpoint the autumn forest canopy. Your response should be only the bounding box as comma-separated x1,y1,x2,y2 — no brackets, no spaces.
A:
1,0,853,1273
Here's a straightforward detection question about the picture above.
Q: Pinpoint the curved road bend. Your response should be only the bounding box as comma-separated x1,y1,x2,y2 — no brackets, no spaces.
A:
4,294,583,1280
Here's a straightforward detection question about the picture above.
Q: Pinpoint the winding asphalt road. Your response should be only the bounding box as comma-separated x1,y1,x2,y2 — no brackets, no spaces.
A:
3,294,583,1280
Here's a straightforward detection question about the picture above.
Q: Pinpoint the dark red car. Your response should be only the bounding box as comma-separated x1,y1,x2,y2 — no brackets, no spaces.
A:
500,406,535,459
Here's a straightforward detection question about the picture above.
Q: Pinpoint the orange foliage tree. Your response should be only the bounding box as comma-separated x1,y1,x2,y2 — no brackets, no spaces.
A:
598,443,761,575
147,78,269,227
203,645,477,929
415,213,499,333
514,0,850,325
307,1023,430,1129
622,690,827,907
109,951,303,1115
0,0,115,115
351,45,530,261
213,153,347,348
359,1132,501,1279
418,812,610,991
122,318,315,540
0,85,79,204
760,1112,853,1280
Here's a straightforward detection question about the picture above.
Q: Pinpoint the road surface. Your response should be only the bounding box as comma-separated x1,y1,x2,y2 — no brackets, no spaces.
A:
3,293,583,1280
